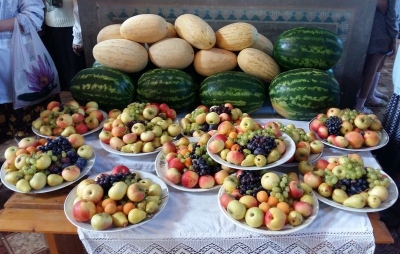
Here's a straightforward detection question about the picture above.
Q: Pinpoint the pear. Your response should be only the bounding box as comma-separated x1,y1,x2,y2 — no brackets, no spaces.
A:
111,211,129,227
16,179,32,193
147,183,162,197
108,181,128,201
175,137,190,146
145,201,159,214
332,189,348,204
29,172,47,190
47,174,64,187
368,186,389,202
121,144,133,153
343,194,366,208
367,195,382,208
266,148,281,163
198,133,211,145
4,171,24,185
145,195,161,204
241,154,256,167
128,208,147,224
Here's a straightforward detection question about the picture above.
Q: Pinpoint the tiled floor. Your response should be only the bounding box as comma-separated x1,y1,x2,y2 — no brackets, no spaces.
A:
0,55,397,253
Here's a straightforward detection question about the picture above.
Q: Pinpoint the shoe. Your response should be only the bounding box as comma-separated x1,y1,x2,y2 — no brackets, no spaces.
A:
365,98,388,108
359,107,373,114
375,93,390,101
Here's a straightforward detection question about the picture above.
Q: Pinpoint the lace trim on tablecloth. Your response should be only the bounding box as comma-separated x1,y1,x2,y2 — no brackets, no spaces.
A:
80,233,375,254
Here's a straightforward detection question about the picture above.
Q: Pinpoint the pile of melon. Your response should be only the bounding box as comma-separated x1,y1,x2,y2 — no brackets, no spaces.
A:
71,13,344,118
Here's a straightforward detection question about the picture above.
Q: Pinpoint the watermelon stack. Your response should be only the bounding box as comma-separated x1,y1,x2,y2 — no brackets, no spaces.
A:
269,27,343,120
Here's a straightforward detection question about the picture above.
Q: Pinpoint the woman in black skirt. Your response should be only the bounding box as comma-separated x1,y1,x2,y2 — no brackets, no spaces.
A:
376,46,400,228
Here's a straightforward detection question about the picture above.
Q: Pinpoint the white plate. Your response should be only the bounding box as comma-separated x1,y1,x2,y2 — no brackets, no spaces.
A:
207,133,296,170
32,110,108,138
281,152,323,168
312,155,399,212
308,117,389,151
64,170,169,232
100,138,162,157
0,154,95,194
154,140,221,192
218,183,319,235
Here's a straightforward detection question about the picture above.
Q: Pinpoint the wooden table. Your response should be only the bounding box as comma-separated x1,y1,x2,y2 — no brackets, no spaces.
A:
0,188,394,254
0,187,85,254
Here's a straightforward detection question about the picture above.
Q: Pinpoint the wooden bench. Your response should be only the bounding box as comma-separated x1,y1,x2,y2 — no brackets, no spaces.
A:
0,188,394,253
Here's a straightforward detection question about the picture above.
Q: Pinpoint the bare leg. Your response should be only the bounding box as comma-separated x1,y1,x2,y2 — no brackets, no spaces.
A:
373,55,389,99
356,53,386,110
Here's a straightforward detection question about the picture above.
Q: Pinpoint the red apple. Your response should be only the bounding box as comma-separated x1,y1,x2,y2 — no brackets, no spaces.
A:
111,165,130,175
303,172,322,189
317,125,329,139
74,122,88,134
159,103,170,114
217,121,236,135
310,118,325,132
219,192,235,209
344,131,364,149
288,180,304,199
73,200,96,222
166,108,177,120
181,170,199,188
168,157,186,173
363,130,380,147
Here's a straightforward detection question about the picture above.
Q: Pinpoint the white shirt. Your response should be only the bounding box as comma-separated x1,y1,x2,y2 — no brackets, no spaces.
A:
0,0,44,104
45,0,82,46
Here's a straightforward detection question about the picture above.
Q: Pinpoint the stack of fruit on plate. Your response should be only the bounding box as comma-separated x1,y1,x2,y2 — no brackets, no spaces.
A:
310,108,384,149
70,165,165,230
160,134,231,189
2,135,94,193
267,121,325,163
32,100,105,137
179,103,246,137
99,102,182,154
298,154,391,209
206,117,291,167
220,171,317,230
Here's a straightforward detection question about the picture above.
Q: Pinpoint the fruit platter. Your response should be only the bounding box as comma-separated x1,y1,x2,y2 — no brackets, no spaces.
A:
99,102,182,156
179,103,247,137
32,100,107,138
255,119,324,167
1,136,95,194
300,154,398,212
309,108,389,151
206,129,295,170
64,166,169,231
155,136,230,192
219,171,319,234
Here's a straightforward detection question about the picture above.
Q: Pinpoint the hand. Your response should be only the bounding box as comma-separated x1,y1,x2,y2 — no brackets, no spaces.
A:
377,0,388,14
73,44,84,56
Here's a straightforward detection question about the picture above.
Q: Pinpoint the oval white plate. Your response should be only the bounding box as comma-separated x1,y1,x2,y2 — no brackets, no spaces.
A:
32,110,108,138
155,149,221,192
281,152,323,168
0,154,95,194
312,156,399,212
218,183,319,235
100,138,162,157
207,133,296,170
64,170,169,232
308,117,389,151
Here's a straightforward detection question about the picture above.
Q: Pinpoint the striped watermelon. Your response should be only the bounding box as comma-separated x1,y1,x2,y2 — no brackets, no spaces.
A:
273,27,343,71
199,71,265,114
137,69,196,112
70,67,135,112
269,68,340,120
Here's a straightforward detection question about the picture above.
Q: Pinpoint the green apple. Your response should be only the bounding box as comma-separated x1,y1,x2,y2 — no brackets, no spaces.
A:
226,200,246,220
245,207,264,228
77,145,94,159
223,175,239,193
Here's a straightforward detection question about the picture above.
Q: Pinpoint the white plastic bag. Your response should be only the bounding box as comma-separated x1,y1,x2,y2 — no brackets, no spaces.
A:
11,17,59,109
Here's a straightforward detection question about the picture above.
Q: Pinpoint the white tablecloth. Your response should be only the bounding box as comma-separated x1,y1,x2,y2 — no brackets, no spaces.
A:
77,119,376,254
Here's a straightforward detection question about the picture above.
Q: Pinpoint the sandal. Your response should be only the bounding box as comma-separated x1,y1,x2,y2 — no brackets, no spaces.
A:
375,93,390,101
365,98,388,108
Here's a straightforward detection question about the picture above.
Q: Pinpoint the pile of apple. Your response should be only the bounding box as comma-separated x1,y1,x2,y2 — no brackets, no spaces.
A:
207,117,288,167
71,166,164,230
162,134,233,189
32,100,105,137
298,154,391,209
99,102,182,154
310,108,384,149
2,134,94,193
268,121,325,163
180,103,247,137
220,171,316,231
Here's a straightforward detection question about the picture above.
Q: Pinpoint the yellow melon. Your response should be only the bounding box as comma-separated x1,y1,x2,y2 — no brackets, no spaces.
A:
215,22,258,51
97,24,124,43
120,14,168,43
148,38,194,69
193,48,237,76
237,48,280,82
174,14,216,49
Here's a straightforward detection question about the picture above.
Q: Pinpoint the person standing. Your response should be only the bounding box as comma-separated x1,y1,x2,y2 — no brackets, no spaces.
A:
355,0,399,114
42,0,86,91
375,45,400,228
0,0,59,143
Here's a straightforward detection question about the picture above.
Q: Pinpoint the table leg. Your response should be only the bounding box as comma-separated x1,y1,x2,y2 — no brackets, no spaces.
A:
44,233,58,254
